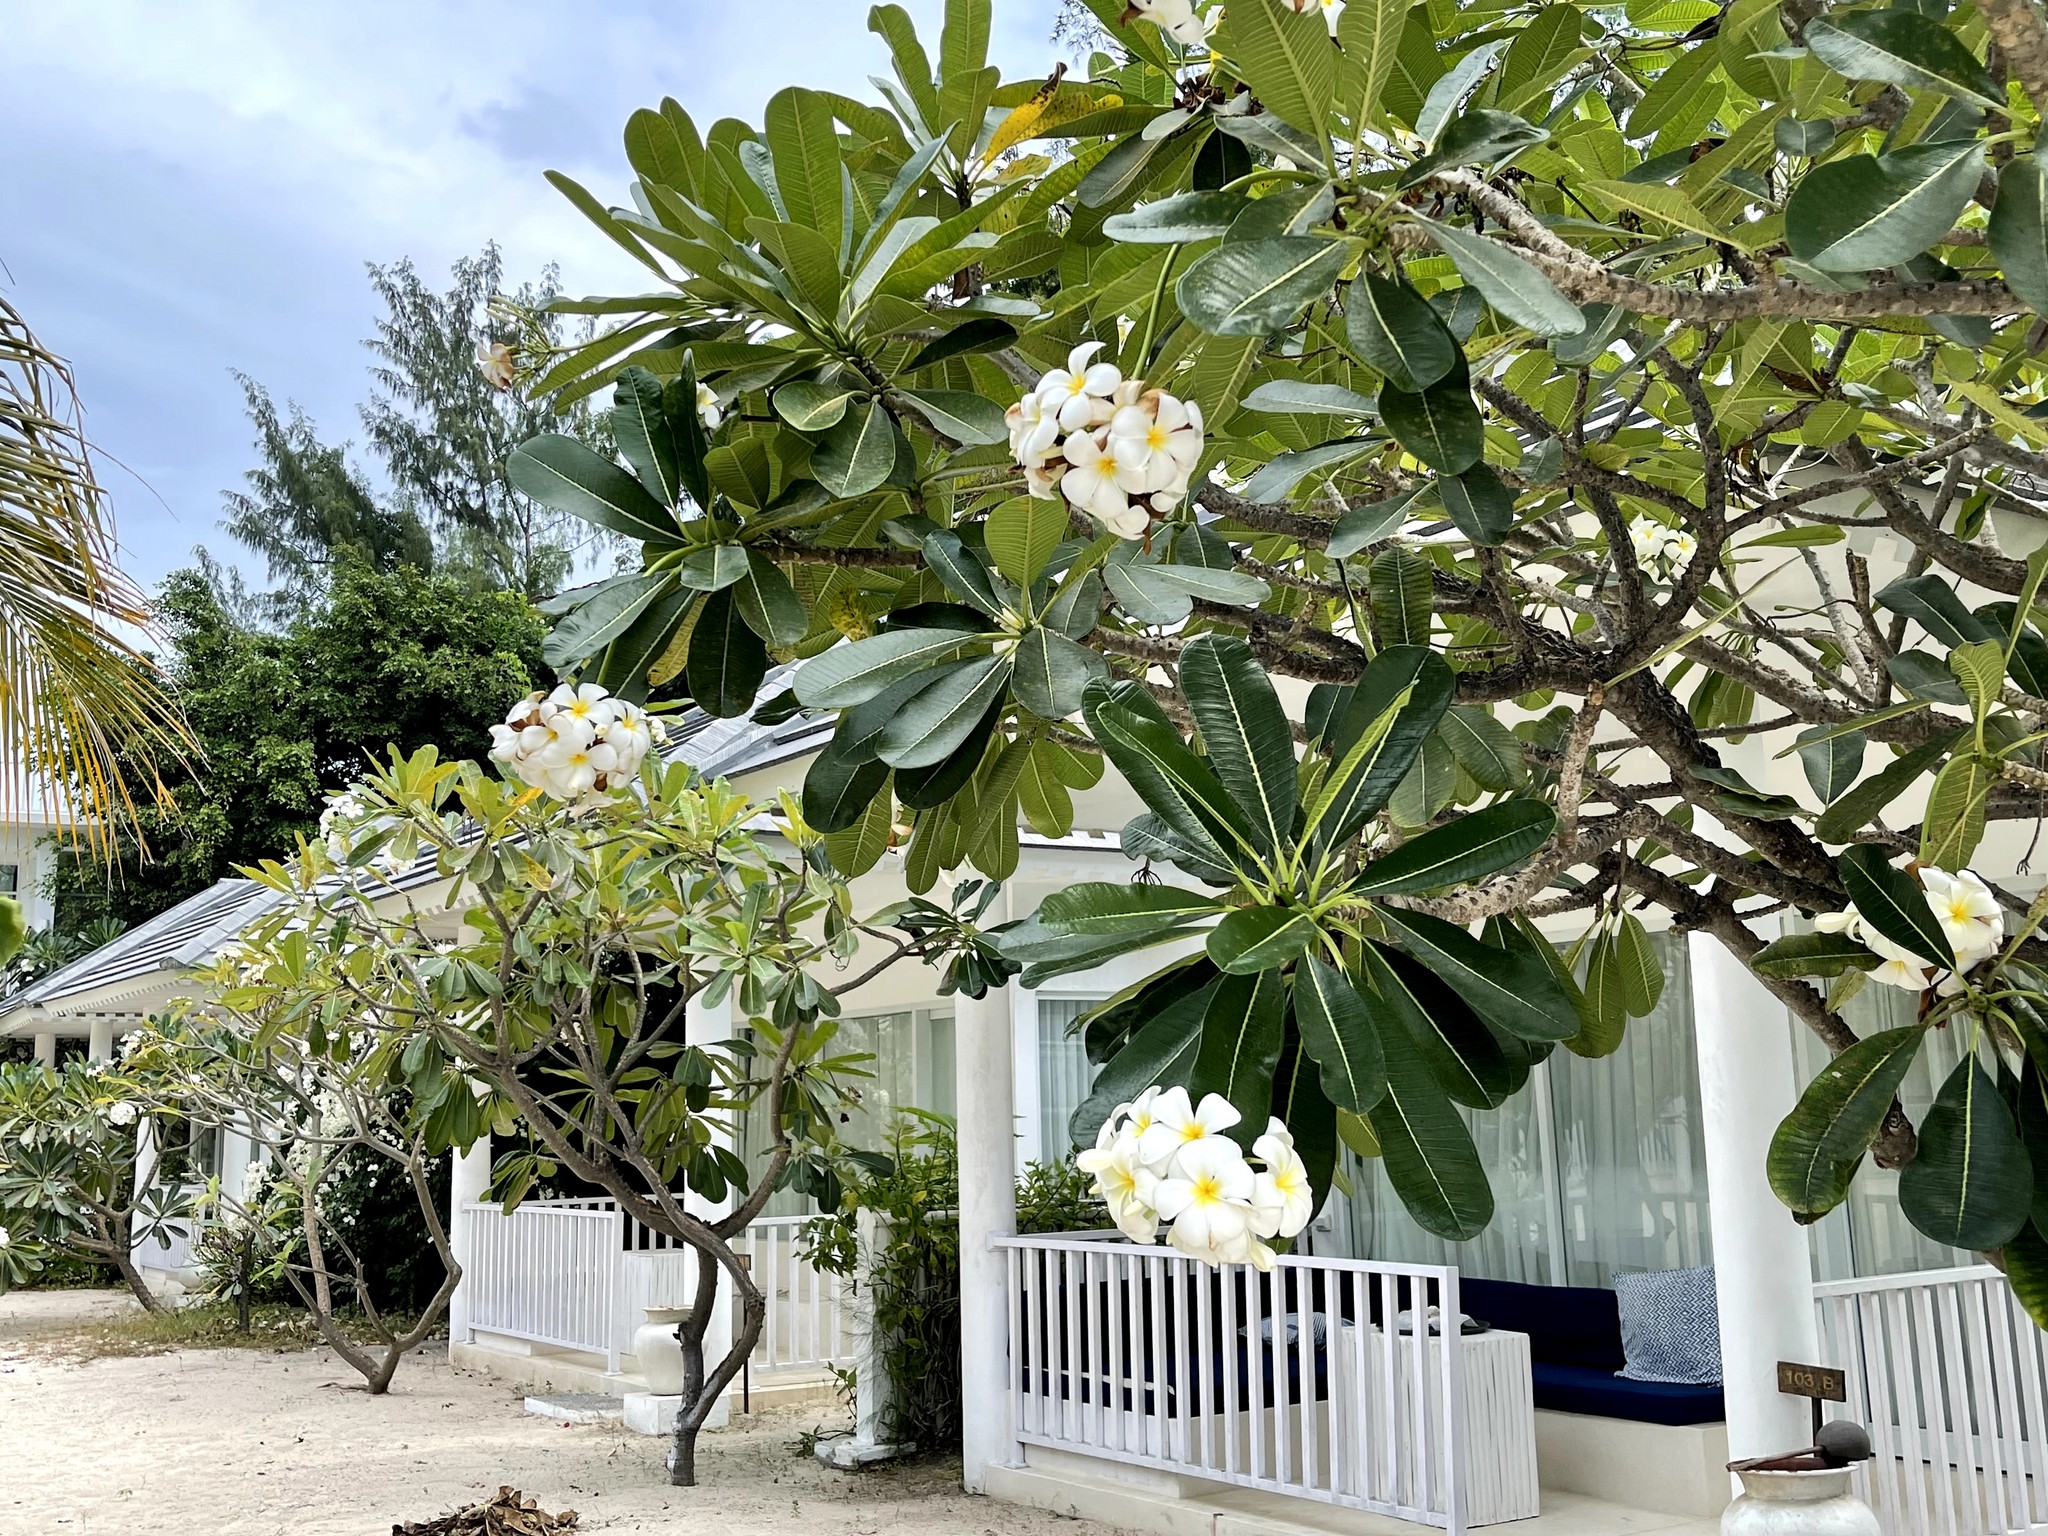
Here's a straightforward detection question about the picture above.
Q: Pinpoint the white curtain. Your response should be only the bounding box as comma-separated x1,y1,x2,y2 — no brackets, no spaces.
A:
1333,933,1713,1289
1037,998,1098,1161
1547,935,1712,1286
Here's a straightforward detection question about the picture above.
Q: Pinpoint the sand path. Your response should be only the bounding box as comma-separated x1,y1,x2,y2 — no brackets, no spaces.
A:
0,1290,1114,1536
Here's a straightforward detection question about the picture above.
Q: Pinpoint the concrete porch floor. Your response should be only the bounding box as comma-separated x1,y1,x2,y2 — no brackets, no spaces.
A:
986,1456,1721,1536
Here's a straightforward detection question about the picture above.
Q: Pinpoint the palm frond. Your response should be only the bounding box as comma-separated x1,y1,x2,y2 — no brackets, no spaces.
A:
0,295,192,857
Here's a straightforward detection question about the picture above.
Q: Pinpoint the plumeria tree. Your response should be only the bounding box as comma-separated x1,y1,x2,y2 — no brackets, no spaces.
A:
0,1058,191,1311
221,731,1015,1483
121,1008,465,1393
480,0,2048,1311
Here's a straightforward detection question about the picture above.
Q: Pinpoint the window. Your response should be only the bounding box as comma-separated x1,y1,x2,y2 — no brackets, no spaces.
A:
739,1006,957,1215
0,865,19,894
1037,998,1099,1160
1325,933,1713,1288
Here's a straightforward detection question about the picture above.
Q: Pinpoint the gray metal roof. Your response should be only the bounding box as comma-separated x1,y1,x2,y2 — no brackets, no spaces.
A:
0,661,1132,1028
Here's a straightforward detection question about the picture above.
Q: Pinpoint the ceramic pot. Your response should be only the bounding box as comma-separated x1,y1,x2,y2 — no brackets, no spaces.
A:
632,1306,693,1396
1722,1467,1880,1536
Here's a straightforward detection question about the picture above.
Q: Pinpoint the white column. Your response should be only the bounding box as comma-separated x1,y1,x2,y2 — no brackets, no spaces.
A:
957,978,1019,1492
687,991,734,1425
31,1032,56,1068
446,1133,492,1356
87,1016,116,1062
1690,930,1819,1465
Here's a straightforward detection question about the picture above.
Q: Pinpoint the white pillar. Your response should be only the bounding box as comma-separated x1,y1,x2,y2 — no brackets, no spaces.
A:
1690,931,1819,1465
957,978,1019,1492
687,991,733,1426
31,1032,56,1068
87,1016,115,1062
446,1132,492,1356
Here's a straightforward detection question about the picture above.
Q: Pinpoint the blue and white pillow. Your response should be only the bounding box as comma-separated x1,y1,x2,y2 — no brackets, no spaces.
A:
1614,1266,1722,1385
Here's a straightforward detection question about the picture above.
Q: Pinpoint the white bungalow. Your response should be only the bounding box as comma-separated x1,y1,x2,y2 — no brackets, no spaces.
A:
4,620,2041,1536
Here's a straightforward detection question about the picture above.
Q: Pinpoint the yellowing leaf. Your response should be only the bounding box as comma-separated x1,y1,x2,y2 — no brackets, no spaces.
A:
1582,178,1764,249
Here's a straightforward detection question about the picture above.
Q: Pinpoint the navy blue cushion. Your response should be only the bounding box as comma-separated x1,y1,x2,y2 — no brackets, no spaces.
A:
1459,1278,1627,1373
1533,1363,1726,1427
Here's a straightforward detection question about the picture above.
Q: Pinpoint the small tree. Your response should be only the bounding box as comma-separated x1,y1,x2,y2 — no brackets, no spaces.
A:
219,741,991,1482
124,1010,466,1393
0,1058,190,1312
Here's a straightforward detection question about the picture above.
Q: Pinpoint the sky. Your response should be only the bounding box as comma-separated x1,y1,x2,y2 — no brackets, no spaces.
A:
1,0,1064,593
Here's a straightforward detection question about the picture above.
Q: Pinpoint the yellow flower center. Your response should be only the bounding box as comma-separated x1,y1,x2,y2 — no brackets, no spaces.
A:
1066,375,1089,397
1190,1173,1223,1204
1179,1121,1205,1142
1095,452,1119,475
1146,424,1171,451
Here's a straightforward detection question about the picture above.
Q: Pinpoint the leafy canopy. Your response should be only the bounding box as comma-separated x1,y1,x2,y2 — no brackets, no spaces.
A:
496,0,2048,1292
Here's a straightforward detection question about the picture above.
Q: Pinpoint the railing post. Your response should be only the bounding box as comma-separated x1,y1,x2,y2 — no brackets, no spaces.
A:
957,978,1019,1491
1439,1269,1466,1536
816,1208,909,1467
446,1132,491,1359
605,1204,623,1376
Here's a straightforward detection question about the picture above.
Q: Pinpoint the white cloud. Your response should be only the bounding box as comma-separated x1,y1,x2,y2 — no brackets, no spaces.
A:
2,0,1059,586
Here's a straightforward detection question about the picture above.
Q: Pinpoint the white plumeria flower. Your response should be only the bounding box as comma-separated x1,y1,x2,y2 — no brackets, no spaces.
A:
1251,1149,1315,1240
1869,954,1934,992
1081,1136,1162,1243
108,1101,138,1128
477,341,516,391
1035,341,1124,431
1137,1087,1242,1170
1005,391,1061,466
697,381,723,431
0,1226,10,1249
1665,528,1698,566
1154,1137,1257,1260
548,682,619,733
1025,461,1067,501
1059,429,1145,525
1629,518,1671,567
1922,868,2003,961
1813,909,1864,942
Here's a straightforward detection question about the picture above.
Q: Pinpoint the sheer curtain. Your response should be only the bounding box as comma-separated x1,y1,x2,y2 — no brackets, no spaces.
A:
1547,935,1713,1286
1334,933,1713,1288
1037,998,1098,1160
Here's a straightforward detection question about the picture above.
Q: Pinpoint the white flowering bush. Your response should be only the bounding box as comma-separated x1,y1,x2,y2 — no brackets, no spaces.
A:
487,681,666,801
1006,341,1205,539
1078,1086,1312,1269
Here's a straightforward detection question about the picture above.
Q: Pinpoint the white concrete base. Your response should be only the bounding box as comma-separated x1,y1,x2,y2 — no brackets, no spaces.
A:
1532,1410,1730,1521
815,1435,916,1468
524,1392,623,1425
623,1392,682,1436
453,1337,828,1422
986,1453,1724,1536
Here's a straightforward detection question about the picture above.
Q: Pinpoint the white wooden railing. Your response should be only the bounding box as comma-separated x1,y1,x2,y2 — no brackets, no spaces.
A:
999,1233,1472,1533
462,1198,848,1382
1816,1265,2048,1536
466,1197,623,1368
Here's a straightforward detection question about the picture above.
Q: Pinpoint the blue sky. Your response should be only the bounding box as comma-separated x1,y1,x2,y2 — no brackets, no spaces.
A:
1,1,1062,592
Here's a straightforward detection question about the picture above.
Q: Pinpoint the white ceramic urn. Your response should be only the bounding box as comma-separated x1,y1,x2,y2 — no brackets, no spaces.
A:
1722,1467,1881,1536
632,1306,693,1396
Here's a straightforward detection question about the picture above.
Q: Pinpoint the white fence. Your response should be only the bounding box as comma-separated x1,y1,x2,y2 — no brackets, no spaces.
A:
999,1233,1475,1534
1816,1265,2048,1536
463,1198,848,1381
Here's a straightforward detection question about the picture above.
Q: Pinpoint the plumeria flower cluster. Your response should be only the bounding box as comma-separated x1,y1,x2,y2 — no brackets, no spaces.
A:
1077,1086,1314,1269
488,682,667,802
1007,341,1206,540
1817,866,2005,994
1126,0,1218,46
1628,517,1699,573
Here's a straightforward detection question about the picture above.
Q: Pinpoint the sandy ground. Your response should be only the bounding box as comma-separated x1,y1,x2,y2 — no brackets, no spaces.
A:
0,1290,1119,1536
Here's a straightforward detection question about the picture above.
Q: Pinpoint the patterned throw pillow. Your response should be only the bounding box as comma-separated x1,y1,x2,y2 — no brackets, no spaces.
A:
1614,1266,1722,1385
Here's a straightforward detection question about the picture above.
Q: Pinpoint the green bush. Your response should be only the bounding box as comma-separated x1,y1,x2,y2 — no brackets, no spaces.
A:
807,1114,1106,1451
